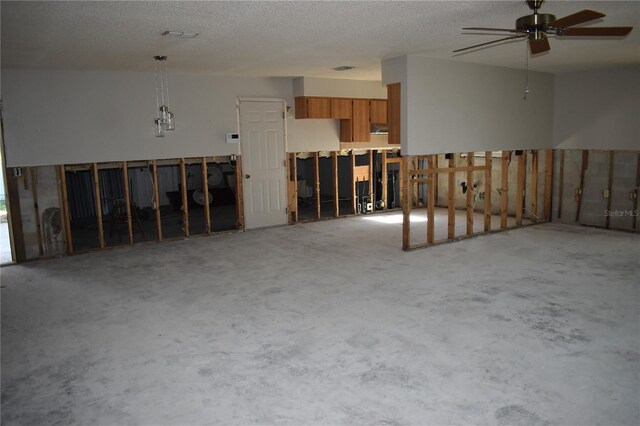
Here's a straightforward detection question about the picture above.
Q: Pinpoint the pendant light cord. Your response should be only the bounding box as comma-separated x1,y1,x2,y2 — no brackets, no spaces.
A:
154,59,160,115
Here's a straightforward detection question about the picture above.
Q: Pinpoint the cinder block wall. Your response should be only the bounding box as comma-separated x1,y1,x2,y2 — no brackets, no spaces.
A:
552,149,639,233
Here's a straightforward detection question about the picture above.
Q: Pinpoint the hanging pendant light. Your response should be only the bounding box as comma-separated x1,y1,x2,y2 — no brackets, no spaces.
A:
153,55,175,136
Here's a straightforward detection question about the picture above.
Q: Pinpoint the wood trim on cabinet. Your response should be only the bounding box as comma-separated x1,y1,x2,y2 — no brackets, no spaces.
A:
387,83,401,145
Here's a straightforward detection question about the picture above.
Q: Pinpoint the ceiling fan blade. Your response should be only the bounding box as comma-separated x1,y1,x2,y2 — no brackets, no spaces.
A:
529,36,550,54
453,35,526,53
462,27,520,33
560,26,633,36
549,9,605,29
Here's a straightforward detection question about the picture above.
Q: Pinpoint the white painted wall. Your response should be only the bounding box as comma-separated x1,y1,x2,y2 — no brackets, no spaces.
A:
1,69,340,166
554,65,640,150
293,77,386,98
381,55,555,155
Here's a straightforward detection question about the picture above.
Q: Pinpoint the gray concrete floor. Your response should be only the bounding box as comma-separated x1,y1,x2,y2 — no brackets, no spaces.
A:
1,212,639,425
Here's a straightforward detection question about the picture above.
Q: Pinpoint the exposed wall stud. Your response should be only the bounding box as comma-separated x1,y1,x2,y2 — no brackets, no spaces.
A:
501,151,509,229
575,150,589,222
201,158,211,234
515,152,525,226
235,156,245,229
350,151,357,214
381,150,388,210
466,152,474,235
530,150,539,222
484,151,492,232
634,153,640,230
314,152,321,219
448,154,456,239
92,162,105,248
58,165,73,255
30,167,44,256
557,150,565,219
543,150,554,221
287,153,298,224
152,160,163,240
427,155,435,243
179,158,189,237
122,161,134,244
402,155,412,250
605,151,614,229
332,151,339,217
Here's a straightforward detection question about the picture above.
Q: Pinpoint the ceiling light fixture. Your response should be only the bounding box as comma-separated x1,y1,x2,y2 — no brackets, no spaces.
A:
161,30,199,39
333,65,355,71
153,55,175,137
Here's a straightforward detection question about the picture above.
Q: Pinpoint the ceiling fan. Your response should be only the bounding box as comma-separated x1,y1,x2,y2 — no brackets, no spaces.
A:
454,0,633,54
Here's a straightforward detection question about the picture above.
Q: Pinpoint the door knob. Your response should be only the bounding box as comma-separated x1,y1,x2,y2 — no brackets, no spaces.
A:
245,174,251,179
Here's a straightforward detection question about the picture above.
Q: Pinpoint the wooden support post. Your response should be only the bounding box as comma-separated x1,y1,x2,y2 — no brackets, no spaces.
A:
350,151,357,214
575,150,589,222
501,151,509,229
484,151,492,232
530,150,539,223
179,158,189,237
152,160,162,240
58,165,73,255
30,167,44,256
634,153,640,230
434,155,439,204
427,155,435,243
314,152,321,219
605,151,614,229
515,152,525,226
122,161,134,244
448,154,456,239
402,155,412,251
466,152,474,235
543,150,554,221
332,151,339,217
381,150,388,210
370,150,375,207
412,157,419,206
92,163,105,248
201,158,211,234
557,150,565,219
235,156,245,229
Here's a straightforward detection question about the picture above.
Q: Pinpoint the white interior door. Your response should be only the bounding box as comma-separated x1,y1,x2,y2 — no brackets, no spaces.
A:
239,100,287,229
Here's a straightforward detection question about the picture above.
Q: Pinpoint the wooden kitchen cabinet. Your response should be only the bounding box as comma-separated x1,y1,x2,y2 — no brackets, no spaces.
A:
387,83,400,145
340,99,370,143
369,99,387,124
330,98,352,119
295,97,331,119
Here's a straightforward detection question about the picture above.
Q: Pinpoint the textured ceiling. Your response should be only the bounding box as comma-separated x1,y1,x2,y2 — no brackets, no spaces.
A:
1,1,638,79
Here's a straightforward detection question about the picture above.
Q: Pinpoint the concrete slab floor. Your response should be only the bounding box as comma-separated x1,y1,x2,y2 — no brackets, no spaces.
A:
1,213,639,425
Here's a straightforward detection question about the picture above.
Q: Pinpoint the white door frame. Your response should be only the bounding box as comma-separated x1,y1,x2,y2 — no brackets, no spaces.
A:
236,97,288,230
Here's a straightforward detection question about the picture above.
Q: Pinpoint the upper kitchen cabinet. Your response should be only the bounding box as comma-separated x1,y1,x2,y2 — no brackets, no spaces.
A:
387,83,400,145
330,98,352,119
295,97,331,119
369,99,387,124
340,99,371,143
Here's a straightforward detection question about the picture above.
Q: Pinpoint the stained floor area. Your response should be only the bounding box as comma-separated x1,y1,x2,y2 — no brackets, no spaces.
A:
1,213,639,425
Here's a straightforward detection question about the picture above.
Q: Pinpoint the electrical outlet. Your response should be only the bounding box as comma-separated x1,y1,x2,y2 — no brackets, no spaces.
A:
603,189,610,199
